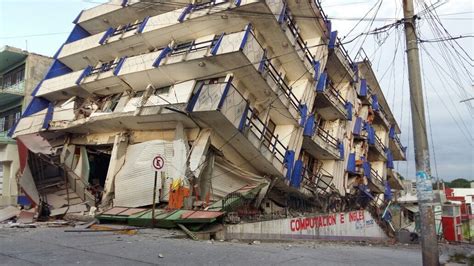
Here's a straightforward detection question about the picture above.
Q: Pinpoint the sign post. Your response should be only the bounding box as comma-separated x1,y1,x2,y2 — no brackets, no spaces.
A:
152,155,165,228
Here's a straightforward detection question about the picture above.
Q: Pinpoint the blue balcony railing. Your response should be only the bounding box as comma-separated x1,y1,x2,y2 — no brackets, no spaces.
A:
170,35,222,56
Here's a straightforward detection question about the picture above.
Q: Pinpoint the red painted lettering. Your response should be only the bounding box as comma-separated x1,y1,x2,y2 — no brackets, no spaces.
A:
340,213,344,224
290,220,296,231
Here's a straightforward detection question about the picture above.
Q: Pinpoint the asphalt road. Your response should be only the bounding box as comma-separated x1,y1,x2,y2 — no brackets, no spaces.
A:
0,227,422,265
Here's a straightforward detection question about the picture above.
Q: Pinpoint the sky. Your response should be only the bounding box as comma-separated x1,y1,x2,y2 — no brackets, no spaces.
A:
0,0,472,181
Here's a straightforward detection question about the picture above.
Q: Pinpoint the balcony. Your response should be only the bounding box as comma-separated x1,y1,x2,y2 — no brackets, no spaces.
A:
0,80,25,95
326,33,355,82
369,167,384,194
286,0,329,40
368,131,387,161
38,30,300,125
389,133,406,161
369,95,391,130
188,80,288,177
314,72,348,120
0,131,15,144
302,117,340,160
301,166,334,194
60,0,315,82
75,0,192,35
387,169,404,190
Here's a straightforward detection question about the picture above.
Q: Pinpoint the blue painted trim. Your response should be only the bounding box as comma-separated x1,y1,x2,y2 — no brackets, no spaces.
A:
386,150,394,169
217,77,234,110
290,160,303,188
234,0,241,6
328,31,338,49
121,0,128,7
284,150,295,180
299,104,308,127
389,125,395,139
186,83,204,112
367,125,375,145
72,10,83,24
137,16,150,33
358,184,374,200
258,49,267,73
278,2,287,24
371,94,379,111
113,56,127,76
238,103,250,132
347,152,356,174
66,24,91,44
313,60,320,81
240,24,252,50
359,79,367,97
352,64,359,82
338,141,344,160
44,60,73,81
99,27,114,45
316,72,327,92
178,4,194,22
353,117,363,136
211,33,225,56
362,157,370,178
152,46,173,68
326,20,332,37
42,102,55,130
384,181,392,201
303,114,315,137
344,102,352,120
52,45,64,59
75,66,92,85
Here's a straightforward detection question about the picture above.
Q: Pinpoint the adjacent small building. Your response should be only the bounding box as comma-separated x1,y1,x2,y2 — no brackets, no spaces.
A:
0,46,52,206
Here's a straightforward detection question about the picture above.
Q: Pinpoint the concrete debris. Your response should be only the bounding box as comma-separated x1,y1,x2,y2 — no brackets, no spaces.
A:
17,210,36,224
0,206,21,222
251,240,261,245
158,254,164,258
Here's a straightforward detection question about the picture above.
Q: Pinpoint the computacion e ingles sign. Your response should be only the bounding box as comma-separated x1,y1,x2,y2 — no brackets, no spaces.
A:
290,210,365,232
225,210,387,241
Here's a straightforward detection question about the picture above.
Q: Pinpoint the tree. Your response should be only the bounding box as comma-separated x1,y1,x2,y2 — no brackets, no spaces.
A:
445,178,471,188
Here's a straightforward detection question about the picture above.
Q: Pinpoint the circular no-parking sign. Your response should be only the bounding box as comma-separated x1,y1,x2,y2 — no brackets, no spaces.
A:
152,155,165,172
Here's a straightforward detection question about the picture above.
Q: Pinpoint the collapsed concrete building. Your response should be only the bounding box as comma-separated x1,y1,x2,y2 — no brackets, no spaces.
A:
10,0,406,230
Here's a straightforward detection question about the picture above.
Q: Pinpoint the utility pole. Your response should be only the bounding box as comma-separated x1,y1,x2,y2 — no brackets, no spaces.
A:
402,1,439,265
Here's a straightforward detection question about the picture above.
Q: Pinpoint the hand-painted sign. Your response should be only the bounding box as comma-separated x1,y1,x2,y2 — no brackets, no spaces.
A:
226,210,387,241
152,155,165,172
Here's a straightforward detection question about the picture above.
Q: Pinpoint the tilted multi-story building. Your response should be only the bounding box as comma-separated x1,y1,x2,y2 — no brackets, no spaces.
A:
0,46,51,206
12,0,405,216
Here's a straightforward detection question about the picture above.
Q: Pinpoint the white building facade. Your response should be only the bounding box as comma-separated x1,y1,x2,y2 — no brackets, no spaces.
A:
12,0,405,214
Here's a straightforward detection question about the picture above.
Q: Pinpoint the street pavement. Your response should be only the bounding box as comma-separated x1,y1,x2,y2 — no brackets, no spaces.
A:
0,227,422,265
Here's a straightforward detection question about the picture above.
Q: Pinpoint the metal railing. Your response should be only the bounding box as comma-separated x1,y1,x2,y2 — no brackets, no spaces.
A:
374,133,387,151
88,60,120,76
315,125,338,150
301,166,333,191
370,167,384,186
336,37,355,68
171,36,221,56
326,82,347,108
192,0,228,11
245,107,287,163
285,11,315,67
0,80,25,94
313,0,329,22
264,60,301,111
109,19,144,37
